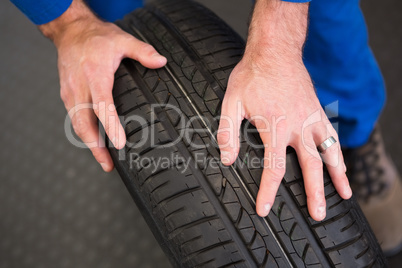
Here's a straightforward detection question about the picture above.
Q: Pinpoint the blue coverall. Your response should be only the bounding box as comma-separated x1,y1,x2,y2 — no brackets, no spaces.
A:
10,0,385,148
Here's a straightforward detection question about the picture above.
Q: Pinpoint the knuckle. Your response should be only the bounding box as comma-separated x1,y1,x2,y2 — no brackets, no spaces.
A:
307,190,324,202
255,118,268,130
221,92,235,106
60,89,68,103
91,149,104,161
66,75,79,94
72,115,90,137
326,144,339,155
306,154,323,171
92,105,100,118
266,168,285,183
82,61,97,77
313,190,325,202
274,121,288,135
92,103,109,123
140,43,156,55
92,97,105,110
216,130,232,146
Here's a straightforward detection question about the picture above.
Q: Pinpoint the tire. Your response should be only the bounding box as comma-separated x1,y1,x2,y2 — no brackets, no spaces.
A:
108,0,387,267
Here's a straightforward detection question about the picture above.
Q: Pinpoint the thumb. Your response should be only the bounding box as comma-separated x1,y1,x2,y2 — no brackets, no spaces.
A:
217,97,243,165
123,36,167,69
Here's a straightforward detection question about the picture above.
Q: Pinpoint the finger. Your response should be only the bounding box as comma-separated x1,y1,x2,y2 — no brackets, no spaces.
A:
318,134,352,200
217,95,243,165
256,130,287,217
121,36,167,69
60,88,73,113
294,138,326,221
91,81,126,150
69,106,114,172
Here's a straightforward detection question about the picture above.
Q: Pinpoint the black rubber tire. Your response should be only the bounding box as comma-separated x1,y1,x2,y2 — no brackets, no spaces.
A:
108,0,387,267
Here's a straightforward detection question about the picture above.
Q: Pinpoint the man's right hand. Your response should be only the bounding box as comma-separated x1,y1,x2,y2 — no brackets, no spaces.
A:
39,0,167,172
217,0,352,221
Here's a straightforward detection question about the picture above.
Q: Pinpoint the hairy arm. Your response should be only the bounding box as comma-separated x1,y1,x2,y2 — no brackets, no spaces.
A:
39,0,166,171
217,0,352,221
246,0,308,65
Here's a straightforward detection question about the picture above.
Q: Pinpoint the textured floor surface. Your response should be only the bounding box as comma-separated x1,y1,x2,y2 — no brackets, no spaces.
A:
0,0,401,267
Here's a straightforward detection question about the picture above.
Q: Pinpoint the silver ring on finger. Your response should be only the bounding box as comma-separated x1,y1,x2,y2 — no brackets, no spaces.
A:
317,136,337,153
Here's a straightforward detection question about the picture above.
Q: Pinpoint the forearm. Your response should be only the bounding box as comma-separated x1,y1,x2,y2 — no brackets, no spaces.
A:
38,0,98,44
244,0,309,66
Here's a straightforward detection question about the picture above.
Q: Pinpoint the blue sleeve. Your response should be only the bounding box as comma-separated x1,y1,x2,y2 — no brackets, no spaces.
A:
282,0,311,2
10,0,73,25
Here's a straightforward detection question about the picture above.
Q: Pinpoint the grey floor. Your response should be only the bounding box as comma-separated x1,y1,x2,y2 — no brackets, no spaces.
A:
0,0,401,267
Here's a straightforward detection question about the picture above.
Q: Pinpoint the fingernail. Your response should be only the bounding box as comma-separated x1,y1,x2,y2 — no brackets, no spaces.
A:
118,136,126,149
344,184,353,197
100,163,109,171
262,203,271,217
111,137,117,147
112,137,123,149
152,53,166,61
343,162,347,172
220,151,232,165
317,205,326,220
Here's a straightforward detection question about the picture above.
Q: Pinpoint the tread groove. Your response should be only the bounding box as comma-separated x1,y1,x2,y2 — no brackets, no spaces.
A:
325,233,364,253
